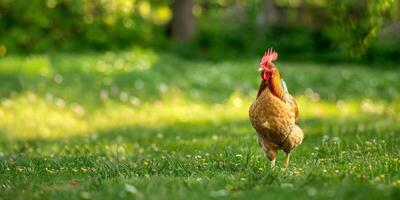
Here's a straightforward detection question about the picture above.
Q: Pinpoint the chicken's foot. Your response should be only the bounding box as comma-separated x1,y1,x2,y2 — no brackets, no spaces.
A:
271,159,276,168
284,153,291,168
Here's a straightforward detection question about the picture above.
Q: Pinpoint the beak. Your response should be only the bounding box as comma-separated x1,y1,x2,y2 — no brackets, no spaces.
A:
258,67,264,72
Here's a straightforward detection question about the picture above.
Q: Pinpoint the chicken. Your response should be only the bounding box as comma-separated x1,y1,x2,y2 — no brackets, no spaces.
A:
249,48,303,168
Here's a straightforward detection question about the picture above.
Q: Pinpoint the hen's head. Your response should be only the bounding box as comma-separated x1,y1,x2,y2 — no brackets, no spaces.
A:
259,48,278,81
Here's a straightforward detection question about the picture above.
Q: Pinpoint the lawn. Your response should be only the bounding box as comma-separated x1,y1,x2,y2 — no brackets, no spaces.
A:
0,49,399,200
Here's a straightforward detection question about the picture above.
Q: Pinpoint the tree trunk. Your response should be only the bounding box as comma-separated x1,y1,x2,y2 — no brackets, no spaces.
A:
171,0,196,41
257,0,278,28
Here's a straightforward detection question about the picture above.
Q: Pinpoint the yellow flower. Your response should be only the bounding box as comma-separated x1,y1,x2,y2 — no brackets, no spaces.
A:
45,167,55,174
235,154,243,159
293,172,301,176
16,166,24,172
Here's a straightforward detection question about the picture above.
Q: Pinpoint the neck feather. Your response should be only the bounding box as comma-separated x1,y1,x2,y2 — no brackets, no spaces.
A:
256,70,283,100
256,79,267,98
269,70,283,99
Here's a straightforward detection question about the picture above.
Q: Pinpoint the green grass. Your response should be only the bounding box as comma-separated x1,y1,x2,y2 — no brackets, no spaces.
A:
0,48,399,200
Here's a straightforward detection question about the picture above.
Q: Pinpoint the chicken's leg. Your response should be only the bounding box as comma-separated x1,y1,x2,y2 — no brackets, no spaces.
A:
258,134,278,169
271,159,276,168
284,153,291,168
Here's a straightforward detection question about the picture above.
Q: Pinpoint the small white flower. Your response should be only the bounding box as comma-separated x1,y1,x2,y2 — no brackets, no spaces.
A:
55,98,65,108
120,92,129,102
130,96,141,106
125,183,138,194
322,135,329,142
54,74,63,84
159,83,168,93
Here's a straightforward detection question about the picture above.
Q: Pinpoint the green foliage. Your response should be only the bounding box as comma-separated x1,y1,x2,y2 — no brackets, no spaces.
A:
0,51,399,199
0,0,399,63
327,0,398,58
186,0,399,63
0,0,170,53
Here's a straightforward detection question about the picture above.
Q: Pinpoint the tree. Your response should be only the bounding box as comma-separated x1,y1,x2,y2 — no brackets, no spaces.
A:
170,0,196,41
257,0,278,29
327,0,398,57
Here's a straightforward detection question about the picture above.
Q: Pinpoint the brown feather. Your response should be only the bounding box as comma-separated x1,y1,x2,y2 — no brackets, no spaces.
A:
269,69,284,101
268,69,299,123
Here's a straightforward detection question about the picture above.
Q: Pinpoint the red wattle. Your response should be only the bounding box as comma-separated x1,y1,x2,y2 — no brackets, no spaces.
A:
262,72,270,81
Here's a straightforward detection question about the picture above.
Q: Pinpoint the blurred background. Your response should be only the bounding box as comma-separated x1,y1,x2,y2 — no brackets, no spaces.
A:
0,0,399,139
0,0,399,63
1,2,400,198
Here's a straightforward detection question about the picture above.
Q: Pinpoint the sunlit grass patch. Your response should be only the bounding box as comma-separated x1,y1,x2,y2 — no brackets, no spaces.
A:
0,91,89,139
51,48,158,75
1,87,398,140
0,55,52,77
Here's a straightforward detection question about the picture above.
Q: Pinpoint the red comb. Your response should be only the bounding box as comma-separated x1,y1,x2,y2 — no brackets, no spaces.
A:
260,48,278,67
